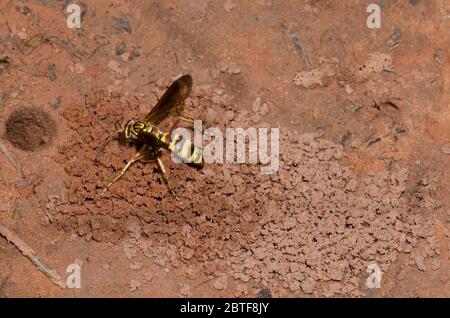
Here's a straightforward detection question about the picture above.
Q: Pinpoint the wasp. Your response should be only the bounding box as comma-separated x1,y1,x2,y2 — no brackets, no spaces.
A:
96,74,203,199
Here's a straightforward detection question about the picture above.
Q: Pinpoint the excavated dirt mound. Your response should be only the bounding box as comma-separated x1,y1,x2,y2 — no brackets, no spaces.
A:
46,80,439,296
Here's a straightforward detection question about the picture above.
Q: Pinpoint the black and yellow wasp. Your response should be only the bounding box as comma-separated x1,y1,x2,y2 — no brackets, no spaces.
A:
96,74,203,198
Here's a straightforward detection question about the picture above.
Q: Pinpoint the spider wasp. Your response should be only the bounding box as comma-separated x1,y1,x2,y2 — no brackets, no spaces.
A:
96,74,203,199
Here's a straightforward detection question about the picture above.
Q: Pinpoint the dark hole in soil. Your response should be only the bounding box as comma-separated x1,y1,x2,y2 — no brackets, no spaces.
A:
5,107,56,151
257,287,272,298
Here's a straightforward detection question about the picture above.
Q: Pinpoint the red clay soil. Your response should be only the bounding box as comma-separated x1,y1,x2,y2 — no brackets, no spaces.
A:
45,83,440,297
0,0,448,297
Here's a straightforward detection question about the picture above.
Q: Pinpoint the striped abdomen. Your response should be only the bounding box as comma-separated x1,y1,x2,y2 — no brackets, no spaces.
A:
167,132,203,168
137,123,203,168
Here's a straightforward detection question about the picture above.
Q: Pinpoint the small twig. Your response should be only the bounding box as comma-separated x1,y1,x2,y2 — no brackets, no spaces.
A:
287,27,311,67
432,204,444,212
89,41,109,58
1,10,23,53
364,136,381,148
1,10,27,66
0,274,9,291
383,67,399,75
384,98,400,110
363,132,382,148
0,222,66,289
372,98,401,111
0,141,25,178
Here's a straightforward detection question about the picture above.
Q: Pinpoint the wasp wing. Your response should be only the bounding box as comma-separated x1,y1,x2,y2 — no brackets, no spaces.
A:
144,74,193,125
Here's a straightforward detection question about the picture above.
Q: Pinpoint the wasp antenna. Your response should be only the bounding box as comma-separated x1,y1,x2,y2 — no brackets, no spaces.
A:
96,129,121,161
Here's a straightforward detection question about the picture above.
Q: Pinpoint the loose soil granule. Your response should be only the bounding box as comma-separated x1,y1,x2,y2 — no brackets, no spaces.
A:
46,80,439,296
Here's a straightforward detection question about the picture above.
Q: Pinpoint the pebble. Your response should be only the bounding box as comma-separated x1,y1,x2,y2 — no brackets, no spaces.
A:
130,262,142,271
224,0,237,12
213,275,228,290
129,280,141,292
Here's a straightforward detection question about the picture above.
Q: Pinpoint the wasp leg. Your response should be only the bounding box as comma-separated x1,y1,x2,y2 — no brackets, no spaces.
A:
180,115,203,131
168,120,179,137
168,116,201,135
167,120,179,136
156,156,178,200
102,152,146,195
177,115,197,126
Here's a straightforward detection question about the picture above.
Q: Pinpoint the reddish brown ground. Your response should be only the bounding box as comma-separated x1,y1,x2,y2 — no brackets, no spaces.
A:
0,0,448,297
